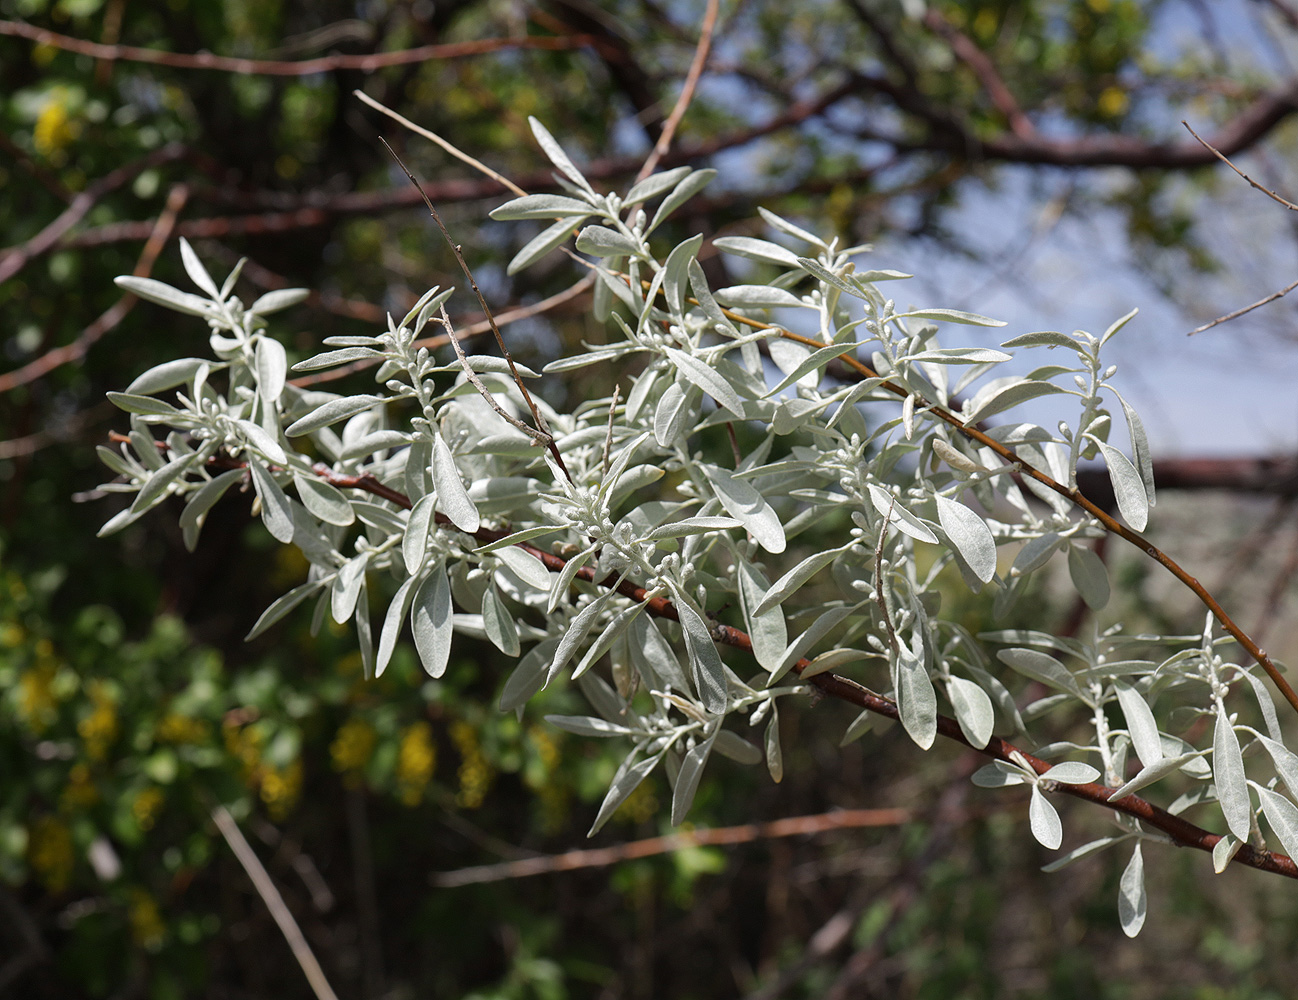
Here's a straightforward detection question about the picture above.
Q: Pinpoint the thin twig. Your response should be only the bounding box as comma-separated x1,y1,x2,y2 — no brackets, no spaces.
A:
1188,275,1298,335
1183,119,1298,210
0,19,596,75
210,806,340,1000
635,0,720,182
601,384,621,476
355,91,527,197
432,807,915,887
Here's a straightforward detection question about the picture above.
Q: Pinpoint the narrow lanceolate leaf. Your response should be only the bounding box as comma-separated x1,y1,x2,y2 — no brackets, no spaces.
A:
245,581,323,640
935,495,996,583
127,357,215,395
500,638,559,712
737,560,787,671
672,588,728,714
1041,761,1100,784
663,234,704,315
293,474,355,527
947,675,994,749
1114,680,1162,768
376,575,419,677
481,583,521,657
115,275,214,317
625,166,692,205
896,649,937,749
715,284,804,309
796,257,866,300
753,545,845,617
529,117,595,194
1041,836,1126,873
1118,843,1146,938
1029,784,1063,850
893,308,1005,328
589,754,660,837
1096,441,1149,531
331,555,369,624
653,380,695,447
702,464,785,554
1114,389,1156,508
248,461,295,543
285,395,385,437
495,546,553,593
255,337,287,404
1257,735,1298,799
249,287,310,316
900,347,1012,364
962,377,1066,425
630,614,692,695
1067,544,1110,610
237,419,287,466
130,453,198,514
711,236,801,269
997,648,1081,697
411,565,454,678
648,169,716,234
766,710,784,783
664,348,745,416
489,193,596,220
545,715,634,738
671,724,718,826
547,593,615,685
178,468,244,547
432,430,479,533
1213,703,1252,841
180,237,220,297
107,392,180,416
1256,785,1298,860
508,217,584,274
1109,754,1201,800
868,485,938,544
403,494,438,575
575,225,642,258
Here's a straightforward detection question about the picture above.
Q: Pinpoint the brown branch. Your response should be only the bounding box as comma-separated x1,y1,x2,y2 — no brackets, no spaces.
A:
1183,119,1298,210
0,19,597,75
431,807,916,887
1188,276,1298,335
635,0,720,182
0,183,189,394
922,8,1036,140
0,142,188,284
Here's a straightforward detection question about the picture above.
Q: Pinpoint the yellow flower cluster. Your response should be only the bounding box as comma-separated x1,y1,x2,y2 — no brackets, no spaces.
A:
28,815,74,892
157,712,211,745
526,726,569,834
330,717,377,787
260,760,302,821
225,720,301,819
450,720,494,810
78,680,119,761
33,87,80,162
132,787,165,832
395,721,436,807
61,763,98,810
128,889,166,951
17,662,58,733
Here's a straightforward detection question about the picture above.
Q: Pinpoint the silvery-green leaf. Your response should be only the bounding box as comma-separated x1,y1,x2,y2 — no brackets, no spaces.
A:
376,575,418,677
971,761,1031,787
107,392,180,416
1256,785,1298,859
771,606,852,683
963,377,1067,425
237,419,287,466
1067,544,1110,610
947,674,994,749
1114,680,1162,768
127,357,216,395
900,347,1011,364
711,236,801,269
403,494,438,574
1042,761,1100,784
547,545,594,614
715,285,804,309
178,468,243,548
249,460,294,543
686,259,737,336
1029,784,1063,849
759,207,824,247
1001,331,1080,351
589,753,660,836
431,354,543,378
997,648,1081,697
840,708,877,746
129,452,198,514
1041,836,1125,872
474,526,563,554
352,500,407,534
432,430,479,533
1112,388,1156,508
799,647,870,679
1118,843,1146,937
1100,306,1139,346
897,648,937,749
663,234,704,315
255,337,287,404
645,516,742,541
1240,671,1282,743
331,554,369,624
671,587,728,714
1109,753,1201,800
737,559,786,671
1011,531,1062,577
868,484,937,544
286,395,385,437
796,257,865,300
500,638,558,712
249,287,309,316
292,347,383,372
411,564,453,678
764,341,861,398
489,193,595,220
648,168,716,234
753,545,845,617
354,578,373,678
653,379,693,447
1213,703,1252,841
665,348,745,416
894,308,1005,328
1096,441,1149,531
575,224,642,258
293,474,355,527
1213,834,1240,872
766,710,784,782
701,464,785,554
935,495,996,583
547,593,615,684
245,580,323,640
853,268,911,282
714,729,762,765
496,545,553,592
480,582,520,657
672,724,717,826
115,275,214,316
630,614,691,694
545,714,634,738
508,216,583,274
625,166,692,205
528,117,595,194
1257,735,1298,798
179,237,220,298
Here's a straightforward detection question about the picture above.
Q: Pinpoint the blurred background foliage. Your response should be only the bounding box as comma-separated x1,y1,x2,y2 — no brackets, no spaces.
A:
4,0,1298,997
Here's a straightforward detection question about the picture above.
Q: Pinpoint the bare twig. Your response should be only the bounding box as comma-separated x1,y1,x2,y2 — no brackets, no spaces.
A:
210,805,340,1000
1188,275,1298,335
1183,119,1298,209
0,19,596,75
635,0,720,182
432,807,915,887
0,182,189,394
